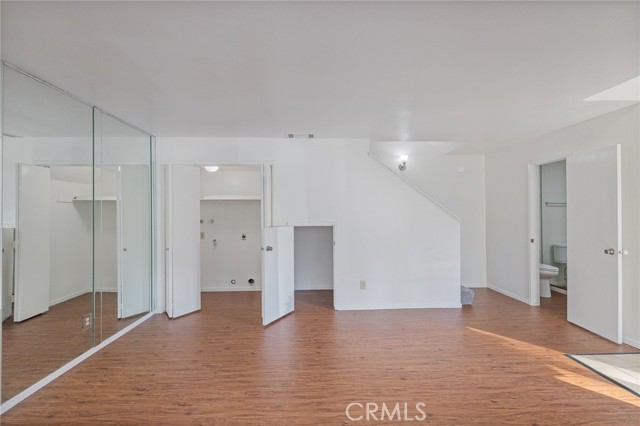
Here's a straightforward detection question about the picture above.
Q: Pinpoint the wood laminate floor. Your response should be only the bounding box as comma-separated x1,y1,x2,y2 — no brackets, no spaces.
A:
2,292,142,402
1,289,639,425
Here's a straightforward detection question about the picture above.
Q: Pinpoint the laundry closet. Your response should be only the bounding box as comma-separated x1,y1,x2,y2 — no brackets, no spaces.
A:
199,166,262,292
165,163,336,323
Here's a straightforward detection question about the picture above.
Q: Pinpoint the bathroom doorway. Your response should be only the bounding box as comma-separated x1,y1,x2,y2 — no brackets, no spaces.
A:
527,145,624,344
528,158,568,308
540,160,568,298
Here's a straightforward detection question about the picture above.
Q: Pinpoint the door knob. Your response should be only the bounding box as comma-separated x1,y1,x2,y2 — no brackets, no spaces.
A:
619,249,629,255
266,246,273,252
123,248,128,252
604,248,615,255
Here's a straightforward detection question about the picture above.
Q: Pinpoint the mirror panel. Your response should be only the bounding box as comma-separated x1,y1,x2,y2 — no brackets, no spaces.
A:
93,111,153,343
0,65,154,403
1,65,94,402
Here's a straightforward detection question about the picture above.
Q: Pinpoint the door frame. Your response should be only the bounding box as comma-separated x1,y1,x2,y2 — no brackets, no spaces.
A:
527,155,569,307
162,161,271,318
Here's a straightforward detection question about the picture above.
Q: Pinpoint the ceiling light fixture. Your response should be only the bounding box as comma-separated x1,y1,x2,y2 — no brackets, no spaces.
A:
204,166,219,173
399,154,408,171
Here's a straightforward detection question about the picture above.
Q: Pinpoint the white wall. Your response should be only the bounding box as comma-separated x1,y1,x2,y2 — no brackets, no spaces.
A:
2,137,92,227
370,144,487,288
158,137,462,311
294,226,333,290
200,200,262,291
486,105,640,347
200,167,261,198
49,178,93,305
2,137,141,227
48,168,118,305
540,160,567,285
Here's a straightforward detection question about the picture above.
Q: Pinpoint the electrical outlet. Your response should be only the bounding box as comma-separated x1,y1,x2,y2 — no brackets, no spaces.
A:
360,280,366,290
82,313,92,331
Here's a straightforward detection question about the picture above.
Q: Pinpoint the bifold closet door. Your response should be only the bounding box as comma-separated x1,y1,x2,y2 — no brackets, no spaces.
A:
117,165,151,319
166,164,201,318
14,164,51,322
262,226,294,325
567,145,622,343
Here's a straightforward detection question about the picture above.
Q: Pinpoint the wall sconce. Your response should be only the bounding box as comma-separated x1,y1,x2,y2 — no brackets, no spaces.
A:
399,154,408,171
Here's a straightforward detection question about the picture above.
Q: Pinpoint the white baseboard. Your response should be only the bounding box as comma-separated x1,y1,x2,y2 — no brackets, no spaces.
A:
295,288,334,291
335,302,461,311
462,283,488,288
201,286,260,292
487,285,530,305
49,288,118,307
622,336,640,349
550,286,567,295
294,285,333,291
49,288,91,307
0,312,155,414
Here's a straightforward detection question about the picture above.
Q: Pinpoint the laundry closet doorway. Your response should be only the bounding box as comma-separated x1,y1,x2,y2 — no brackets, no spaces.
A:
200,166,262,293
165,164,297,325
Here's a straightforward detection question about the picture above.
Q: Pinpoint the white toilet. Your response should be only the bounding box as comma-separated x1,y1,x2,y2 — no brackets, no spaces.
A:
539,264,559,298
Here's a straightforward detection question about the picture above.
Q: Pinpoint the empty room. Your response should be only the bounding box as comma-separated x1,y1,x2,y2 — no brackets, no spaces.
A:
0,1,638,425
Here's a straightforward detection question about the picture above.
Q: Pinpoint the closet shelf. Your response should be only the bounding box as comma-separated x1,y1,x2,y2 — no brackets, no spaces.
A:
201,195,261,201
72,196,117,202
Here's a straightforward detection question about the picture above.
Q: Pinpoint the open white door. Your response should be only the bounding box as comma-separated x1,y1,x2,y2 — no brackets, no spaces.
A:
262,226,294,325
14,165,51,322
117,165,151,319
567,145,622,343
165,165,201,318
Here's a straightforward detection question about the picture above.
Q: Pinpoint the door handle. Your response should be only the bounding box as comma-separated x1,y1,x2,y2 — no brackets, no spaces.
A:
604,248,615,255
123,248,128,252
619,249,629,255
266,246,273,252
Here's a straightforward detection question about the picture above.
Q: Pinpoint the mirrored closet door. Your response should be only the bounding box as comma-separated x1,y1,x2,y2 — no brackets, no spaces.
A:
93,109,154,344
1,63,154,403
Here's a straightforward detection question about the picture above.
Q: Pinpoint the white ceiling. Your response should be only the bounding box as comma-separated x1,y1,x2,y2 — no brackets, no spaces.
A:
2,1,639,152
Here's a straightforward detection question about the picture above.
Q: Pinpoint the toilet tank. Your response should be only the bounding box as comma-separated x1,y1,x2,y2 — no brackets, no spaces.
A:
553,243,567,264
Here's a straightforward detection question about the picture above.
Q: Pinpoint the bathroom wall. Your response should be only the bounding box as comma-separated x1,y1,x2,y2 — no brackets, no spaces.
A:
200,200,262,291
540,160,567,285
294,226,333,290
